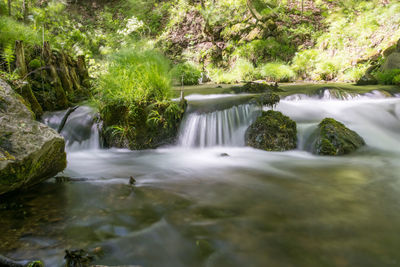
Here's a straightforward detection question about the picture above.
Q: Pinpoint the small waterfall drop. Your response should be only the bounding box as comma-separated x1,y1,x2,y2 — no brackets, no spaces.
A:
178,104,260,147
42,106,101,151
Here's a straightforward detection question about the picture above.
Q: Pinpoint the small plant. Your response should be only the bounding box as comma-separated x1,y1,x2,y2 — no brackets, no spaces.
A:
171,62,202,85
259,62,295,82
376,69,400,85
3,44,15,74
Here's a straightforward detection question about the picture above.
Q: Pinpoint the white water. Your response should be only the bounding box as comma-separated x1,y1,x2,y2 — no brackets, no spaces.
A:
178,104,259,147
42,106,101,151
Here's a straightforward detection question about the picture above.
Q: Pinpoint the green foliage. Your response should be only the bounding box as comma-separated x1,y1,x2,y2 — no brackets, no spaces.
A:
207,58,260,84
28,59,43,70
291,49,319,78
376,69,400,85
0,17,40,47
260,62,295,82
315,60,339,81
97,47,172,105
3,44,15,74
171,62,202,85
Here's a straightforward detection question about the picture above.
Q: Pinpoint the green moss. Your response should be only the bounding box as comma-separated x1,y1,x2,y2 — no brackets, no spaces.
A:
312,118,365,156
28,59,44,70
245,110,297,151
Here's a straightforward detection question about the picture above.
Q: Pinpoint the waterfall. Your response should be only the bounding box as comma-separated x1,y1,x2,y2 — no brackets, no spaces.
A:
178,104,260,147
42,106,101,151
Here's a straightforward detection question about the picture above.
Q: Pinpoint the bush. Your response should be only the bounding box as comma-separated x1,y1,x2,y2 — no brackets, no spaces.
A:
291,49,319,78
259,62,295,82
206,58,260,84
171,62,202,85
376,69,400,85
315,60,339,81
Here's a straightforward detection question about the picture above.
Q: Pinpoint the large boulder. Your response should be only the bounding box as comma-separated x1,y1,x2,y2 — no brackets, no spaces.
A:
309,118,365,156
0,79,66,195
245,110,297,151
381,52,400,71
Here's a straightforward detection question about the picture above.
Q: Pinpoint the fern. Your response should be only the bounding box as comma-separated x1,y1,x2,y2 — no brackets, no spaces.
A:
3,44,15,74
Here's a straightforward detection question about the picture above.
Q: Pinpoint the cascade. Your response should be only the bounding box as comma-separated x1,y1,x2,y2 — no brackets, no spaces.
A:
42,106,101,151
178,104,260,147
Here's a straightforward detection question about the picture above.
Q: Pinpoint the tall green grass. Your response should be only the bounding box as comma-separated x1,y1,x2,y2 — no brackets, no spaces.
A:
0,17,40,47
97,48,172,106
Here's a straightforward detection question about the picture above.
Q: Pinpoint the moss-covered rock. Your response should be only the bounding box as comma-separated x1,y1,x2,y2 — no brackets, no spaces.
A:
310,118,365,156
245,110,297,151
101,99,186,150
0,79,66,195
229,82,281,94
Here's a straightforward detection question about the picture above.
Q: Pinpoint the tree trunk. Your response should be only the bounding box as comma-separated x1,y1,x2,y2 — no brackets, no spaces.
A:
8,0,11,16
15,40,43,118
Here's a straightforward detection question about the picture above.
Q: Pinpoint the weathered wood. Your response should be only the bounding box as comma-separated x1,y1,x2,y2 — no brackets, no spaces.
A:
56,52,74,96
15,41,43,117
43,42,68,109
77,55,90,87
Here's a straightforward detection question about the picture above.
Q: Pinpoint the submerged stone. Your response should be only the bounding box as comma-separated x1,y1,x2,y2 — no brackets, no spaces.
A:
245,110,297,151
0,79,66,195
310,118,365,156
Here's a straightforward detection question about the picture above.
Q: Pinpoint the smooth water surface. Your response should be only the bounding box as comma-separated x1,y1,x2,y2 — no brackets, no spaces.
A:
2,91,400,267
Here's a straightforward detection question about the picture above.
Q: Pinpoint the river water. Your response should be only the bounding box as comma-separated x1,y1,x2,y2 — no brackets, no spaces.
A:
2,89,400,267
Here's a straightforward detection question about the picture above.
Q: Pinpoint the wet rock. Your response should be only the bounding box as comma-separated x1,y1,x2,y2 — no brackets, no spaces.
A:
219,153,229,157
309,118,365,156
229,82,282,94
0,79,66,195
251,91,280,108
0,254,43,267
356,73,378,85
245,110,297,151
65,249,94,267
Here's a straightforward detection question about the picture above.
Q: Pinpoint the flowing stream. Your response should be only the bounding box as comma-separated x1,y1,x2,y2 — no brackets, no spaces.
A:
2,89,400,267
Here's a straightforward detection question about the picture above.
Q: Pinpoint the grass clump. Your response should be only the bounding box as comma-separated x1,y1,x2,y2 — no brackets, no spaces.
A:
0,16,40,47
97,47,186,149
259,62,295,82
207,58,260,84
171,62,202,85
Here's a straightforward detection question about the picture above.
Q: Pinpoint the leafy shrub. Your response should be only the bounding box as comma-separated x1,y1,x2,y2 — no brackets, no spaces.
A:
376,69,400,85
315,61,339,81
235,38,294,65
393,74,400,85
207,58,260,84
291,49,319,78
259,62,295,82
171,62,202,85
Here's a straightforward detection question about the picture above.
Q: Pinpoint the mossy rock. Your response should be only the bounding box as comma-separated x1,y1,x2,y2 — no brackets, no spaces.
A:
101,99,187,150
310,118,365,156
229,82,281,94
245,110,297,151
251,92,280,108
0,79,66,195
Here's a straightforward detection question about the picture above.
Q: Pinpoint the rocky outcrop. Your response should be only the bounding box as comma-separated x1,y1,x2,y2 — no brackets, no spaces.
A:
309,118,365,156
381,39,400,71
0,79,66,195
245,110,297,151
